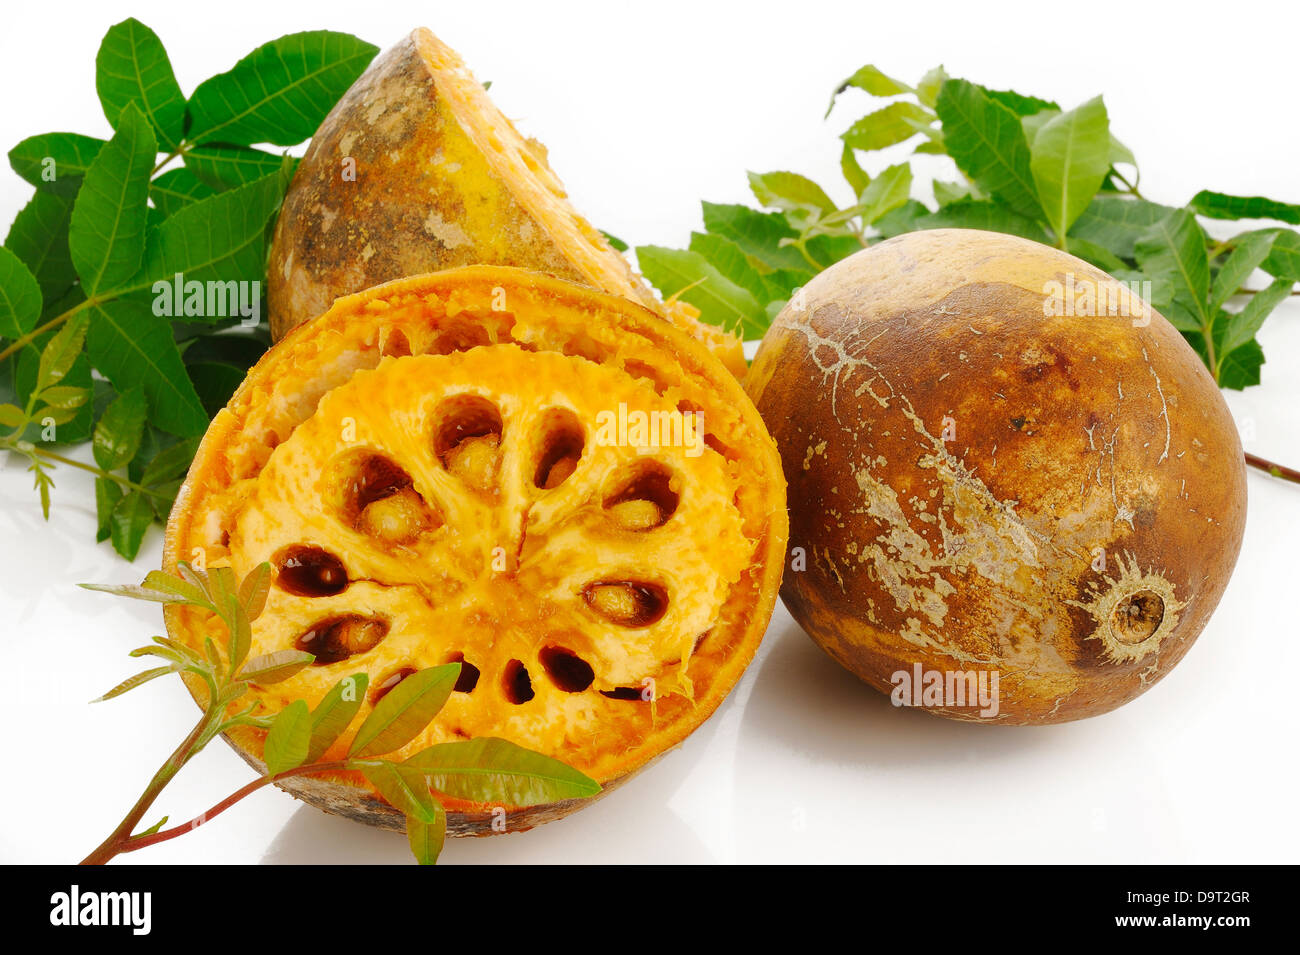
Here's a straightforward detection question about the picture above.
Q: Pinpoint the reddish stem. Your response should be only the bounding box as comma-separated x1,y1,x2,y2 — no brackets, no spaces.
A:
81,760,348,862
1245,452,1300,485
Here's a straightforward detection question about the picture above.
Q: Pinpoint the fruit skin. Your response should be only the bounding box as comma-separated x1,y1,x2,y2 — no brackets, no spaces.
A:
747,229,1247,724
267,27,745,377
165,266,787,835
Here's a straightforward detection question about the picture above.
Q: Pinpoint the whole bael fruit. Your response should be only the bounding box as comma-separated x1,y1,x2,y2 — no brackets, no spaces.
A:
746,229,1247,724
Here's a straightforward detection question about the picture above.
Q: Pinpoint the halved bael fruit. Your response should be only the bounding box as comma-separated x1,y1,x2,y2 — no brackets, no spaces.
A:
164,266,787,835
268,26,745,377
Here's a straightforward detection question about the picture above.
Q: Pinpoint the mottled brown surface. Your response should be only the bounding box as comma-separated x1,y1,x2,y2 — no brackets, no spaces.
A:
268,28,745,377
746,229,1247,724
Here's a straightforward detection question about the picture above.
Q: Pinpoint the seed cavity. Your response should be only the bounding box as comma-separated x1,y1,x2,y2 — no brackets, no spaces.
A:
533,408,585,490
295,614,390,664
601,686,647,701
275,545,348,597
603,463,678,531
503,659,535,704
539,646,595,692
371,667,417,703
582,581,669,627
447,652,481,693
435,395,503,491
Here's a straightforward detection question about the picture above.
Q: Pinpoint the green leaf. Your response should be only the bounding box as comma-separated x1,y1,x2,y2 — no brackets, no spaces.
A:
0,404,27,428
1221,278,1293,355
34,312,88,393
92,386,147,470
984,89,1060,116
94,478,121,543
109,490,153,560
1068,196,1178,260
635,246,765,338
237,562,273,621
855,163,912,224
38,385,89,410
8,133,106,196
687,232,768,303
136,816,169,837
187,362,246,416
840,144,870,197
404,737,602,805
599,230,628,252
1217,339,1264,390
187,31,378,146
935,79,1042,220
1262,229,1300,281
1028,96,1111,239
933,179,976,206
142,170,287,296
1190,190,1300,226
1066,236,1127,272
184,145,294,190
141,569,209,605
406,804,447,865
4,190,77,303
138,436,200,486
92,664,174,702
915,66,950,109
305,673,369,764
840,101,933,152
1135,210,1211,334
1111,269,1173,310
264,700,312,776
360,760,442,824
95,18,186,151
827,64,911,116
1210,231,1276,312
748,171,836,215
348,665,459,759
68,103,156,296
913,198,1051,244
150,169,215,220
85,297,208,436
700,202,811,274
238,649,315,684
874,199,932,239
0,247,43,340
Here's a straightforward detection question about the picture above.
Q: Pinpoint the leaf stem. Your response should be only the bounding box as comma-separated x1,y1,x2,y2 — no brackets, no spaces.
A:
0,297,97,364
80,707,216,865
24,446,173,499
109,760,350,857
1245,452,1300,485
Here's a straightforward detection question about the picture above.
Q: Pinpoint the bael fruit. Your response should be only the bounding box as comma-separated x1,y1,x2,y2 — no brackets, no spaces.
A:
746,229,1246,724
268,27,745,378
165,266,787,834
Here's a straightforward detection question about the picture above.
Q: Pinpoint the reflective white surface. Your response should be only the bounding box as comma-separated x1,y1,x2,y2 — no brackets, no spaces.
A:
1,0,1297,864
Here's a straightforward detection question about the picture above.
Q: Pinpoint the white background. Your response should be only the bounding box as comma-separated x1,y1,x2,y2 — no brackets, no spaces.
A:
1,0,1297,864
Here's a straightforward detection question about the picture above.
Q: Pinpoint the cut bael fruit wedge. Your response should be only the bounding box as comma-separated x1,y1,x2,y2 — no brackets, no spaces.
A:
268,26,746,378
164,266,787,835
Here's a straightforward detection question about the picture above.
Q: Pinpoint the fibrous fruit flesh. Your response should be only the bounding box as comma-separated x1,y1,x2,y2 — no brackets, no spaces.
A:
746,229,1246,724
165,266,787,833
268,27,745,377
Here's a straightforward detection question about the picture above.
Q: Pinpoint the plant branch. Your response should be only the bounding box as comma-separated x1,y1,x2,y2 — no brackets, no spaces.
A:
113,760,350,856
0,297,98,364
80,706,217,865
1245,452,1300,485
25,446,172,498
